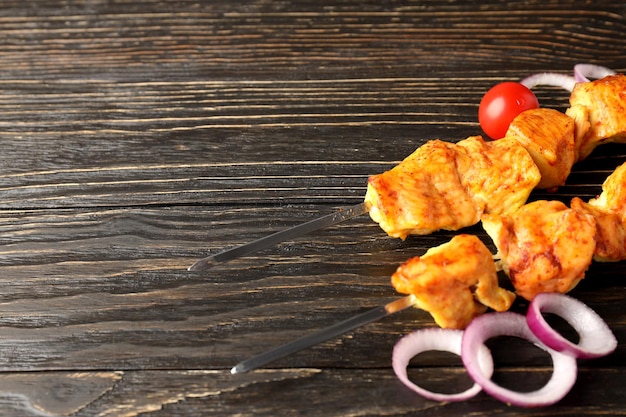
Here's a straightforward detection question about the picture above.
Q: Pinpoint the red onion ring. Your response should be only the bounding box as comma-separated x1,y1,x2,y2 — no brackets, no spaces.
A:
462,312,578,407
520,64,616,92
520,72,577,92
574,64,616,82
527,293,617,359
392,328,494,402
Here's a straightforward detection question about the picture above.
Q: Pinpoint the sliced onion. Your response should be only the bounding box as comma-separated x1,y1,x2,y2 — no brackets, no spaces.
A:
462,312,578,408
520,64,616,91
574,64,616,82
392,328,494,402
520,73,577,92
527,293,617,359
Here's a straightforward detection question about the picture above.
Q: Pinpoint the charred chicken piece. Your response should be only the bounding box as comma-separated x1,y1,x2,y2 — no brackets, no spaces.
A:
482,200,596,301
571,161,626,262
364,136,540,239
391,234,515,329
455,136,541,214
587,160,626,220
566,74,626,161
571,197,626,263
364,140,480,239
505,108,576,189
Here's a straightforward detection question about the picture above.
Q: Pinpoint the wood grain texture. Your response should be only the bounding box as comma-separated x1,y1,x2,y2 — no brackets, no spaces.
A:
0,0,623,415
0,368,625,416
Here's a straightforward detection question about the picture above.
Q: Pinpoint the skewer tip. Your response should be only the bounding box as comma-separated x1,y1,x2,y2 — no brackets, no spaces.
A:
230,363,246,374
187,257,214,272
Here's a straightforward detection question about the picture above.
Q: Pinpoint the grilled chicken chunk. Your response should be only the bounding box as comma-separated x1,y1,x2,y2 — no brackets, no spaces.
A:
365,136,540,239
571,161,626,262
365,140,480,239
505,108,576,189
391,234,515,329
571,197,626,263
482,200,596,301
456,136,542,214
566,74,626,161
587,159,626,219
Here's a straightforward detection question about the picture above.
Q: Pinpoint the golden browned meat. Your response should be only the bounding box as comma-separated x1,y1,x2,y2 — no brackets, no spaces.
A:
456,135,541,214
571,161,626,262
571,197,626,262
482,200,596,301
588,160,626,220
391,234,515,329
364,140,481,239
566,74,626,161
505,108,576,189
364,136,540,239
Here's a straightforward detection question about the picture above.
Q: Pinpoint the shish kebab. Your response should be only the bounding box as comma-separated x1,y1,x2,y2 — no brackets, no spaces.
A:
233,161,626,374
188,67,626,372
189,66,622,271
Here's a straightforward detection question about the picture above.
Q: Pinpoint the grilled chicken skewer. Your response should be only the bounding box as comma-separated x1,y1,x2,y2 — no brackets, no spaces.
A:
232,159,626,372
232,232,516,373
189,74,626,271
232,233,516,373
367,74,625,239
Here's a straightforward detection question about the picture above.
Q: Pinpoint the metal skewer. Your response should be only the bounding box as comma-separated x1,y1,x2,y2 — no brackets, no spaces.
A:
188,202,368,272
231,294,418,374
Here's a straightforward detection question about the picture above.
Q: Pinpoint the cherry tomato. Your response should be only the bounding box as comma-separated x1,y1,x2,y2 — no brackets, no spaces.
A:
478,82,539,139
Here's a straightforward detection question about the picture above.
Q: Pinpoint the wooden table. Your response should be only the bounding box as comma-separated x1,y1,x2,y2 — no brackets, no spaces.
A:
0,1,624,415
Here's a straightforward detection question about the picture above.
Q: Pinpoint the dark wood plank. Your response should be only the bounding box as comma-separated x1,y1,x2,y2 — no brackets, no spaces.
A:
0,0,623,81
0,367,623,416
0,0,623,415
